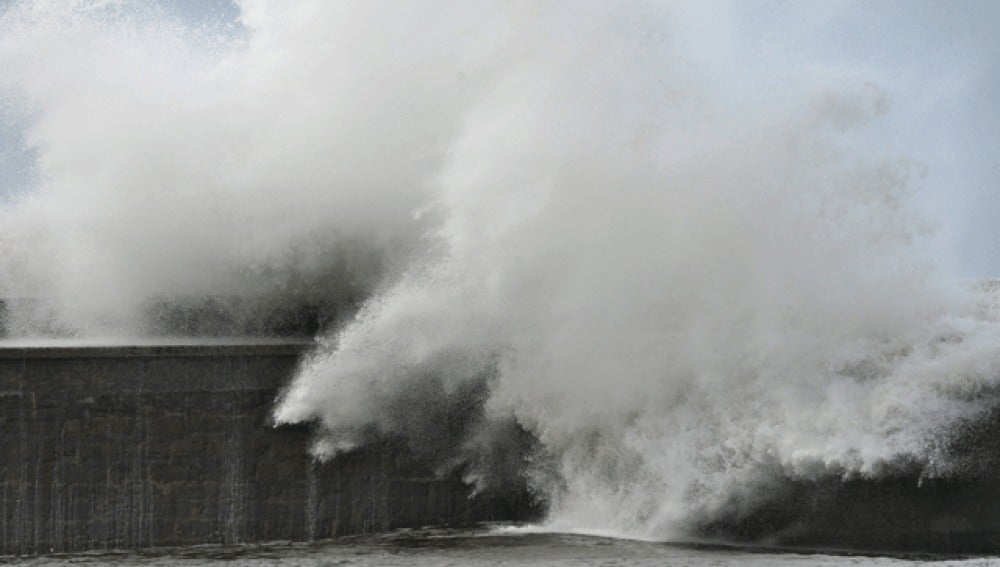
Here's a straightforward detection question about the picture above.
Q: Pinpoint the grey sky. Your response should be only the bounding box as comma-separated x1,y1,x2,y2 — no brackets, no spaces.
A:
718,1,1000,277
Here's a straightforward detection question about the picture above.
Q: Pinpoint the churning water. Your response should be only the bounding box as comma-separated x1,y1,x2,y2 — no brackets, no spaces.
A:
11,530,999,567
2,0,1000,551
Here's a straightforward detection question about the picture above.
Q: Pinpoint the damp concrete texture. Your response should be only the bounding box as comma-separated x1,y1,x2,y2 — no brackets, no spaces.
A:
0,341,533,555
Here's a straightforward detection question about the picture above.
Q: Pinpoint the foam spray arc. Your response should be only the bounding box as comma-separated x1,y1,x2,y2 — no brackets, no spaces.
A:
0,0,997,541
269,2,1000,539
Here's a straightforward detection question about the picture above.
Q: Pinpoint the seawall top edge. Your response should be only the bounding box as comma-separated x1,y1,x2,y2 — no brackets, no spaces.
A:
0,337,316,359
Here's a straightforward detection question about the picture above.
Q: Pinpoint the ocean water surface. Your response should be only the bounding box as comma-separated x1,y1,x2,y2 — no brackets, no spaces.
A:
10,529,999,567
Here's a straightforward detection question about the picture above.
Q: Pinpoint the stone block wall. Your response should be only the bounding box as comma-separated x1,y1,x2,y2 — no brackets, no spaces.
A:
0,342,533,555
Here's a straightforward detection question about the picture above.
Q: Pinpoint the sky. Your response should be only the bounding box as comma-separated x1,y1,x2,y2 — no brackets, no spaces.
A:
724,1,1000,278
0,0,998,277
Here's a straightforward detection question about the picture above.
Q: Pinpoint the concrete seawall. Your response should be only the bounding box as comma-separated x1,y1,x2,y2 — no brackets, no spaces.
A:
0,340,534,555
10,338,998,556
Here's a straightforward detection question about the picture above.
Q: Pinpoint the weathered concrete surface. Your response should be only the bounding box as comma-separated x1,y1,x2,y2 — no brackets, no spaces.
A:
11,338,1000,556
0,341,535,555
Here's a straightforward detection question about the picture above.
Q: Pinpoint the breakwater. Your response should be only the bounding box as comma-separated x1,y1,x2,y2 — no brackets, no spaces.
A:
693,400,1000,554
0,340,534,556
4,338,1000,557
696,472,1000,554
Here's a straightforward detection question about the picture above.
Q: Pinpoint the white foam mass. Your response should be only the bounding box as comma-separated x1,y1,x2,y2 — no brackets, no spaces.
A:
2,0,999,540
0,0,473,333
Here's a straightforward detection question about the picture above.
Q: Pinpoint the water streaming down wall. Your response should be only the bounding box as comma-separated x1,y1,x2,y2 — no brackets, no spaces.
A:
4,339,1000,555
0,340,537,555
